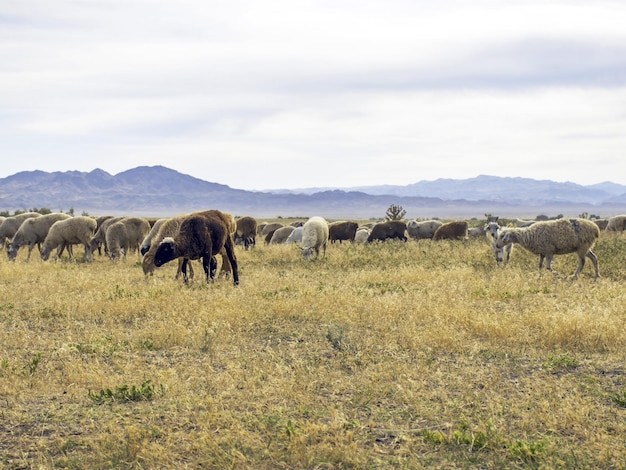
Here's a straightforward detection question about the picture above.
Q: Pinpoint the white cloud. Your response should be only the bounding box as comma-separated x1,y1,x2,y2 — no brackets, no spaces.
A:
1,0,626,189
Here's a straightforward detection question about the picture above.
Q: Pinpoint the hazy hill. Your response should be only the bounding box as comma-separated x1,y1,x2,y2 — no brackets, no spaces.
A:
1,166,624,219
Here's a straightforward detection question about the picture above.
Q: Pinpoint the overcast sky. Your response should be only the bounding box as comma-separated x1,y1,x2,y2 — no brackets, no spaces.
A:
2,0,626,190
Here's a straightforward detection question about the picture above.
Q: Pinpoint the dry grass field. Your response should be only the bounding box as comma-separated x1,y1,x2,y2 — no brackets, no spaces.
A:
1,225,625,469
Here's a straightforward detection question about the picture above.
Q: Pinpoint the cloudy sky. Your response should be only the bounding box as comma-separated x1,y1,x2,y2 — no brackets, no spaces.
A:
2,0,626,190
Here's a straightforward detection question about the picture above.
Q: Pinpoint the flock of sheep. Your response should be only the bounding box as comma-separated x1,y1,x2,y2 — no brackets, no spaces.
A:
2,210,625,282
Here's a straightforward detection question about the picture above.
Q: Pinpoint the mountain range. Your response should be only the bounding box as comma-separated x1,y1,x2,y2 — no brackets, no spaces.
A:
1,166,625,219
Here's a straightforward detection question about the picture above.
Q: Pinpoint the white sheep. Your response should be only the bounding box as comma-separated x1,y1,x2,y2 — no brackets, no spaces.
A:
140,218,168,256
406,219,443,240
300,216,329,260
484,220,513,266
605,215,626,233
40,216,97,262
0,212,42,249
495,218,600,279
354,228,371,244
6,212,71,261
285,226,303,244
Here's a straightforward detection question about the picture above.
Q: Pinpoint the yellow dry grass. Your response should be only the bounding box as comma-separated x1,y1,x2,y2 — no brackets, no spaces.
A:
1,233,625,469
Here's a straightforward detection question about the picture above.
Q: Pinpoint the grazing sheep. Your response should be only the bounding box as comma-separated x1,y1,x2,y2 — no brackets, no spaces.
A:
153,210,239,285
269,225,295,244
484,220,513,266
6,212,71,261
406,219,443,240
367,220,407,242
605,215,626,233
300,216,329,260
592,218,609,231
140,218,168,256
234,216,258,250
433,221,469,241
104,217,151,260
260,222,283,237
329,221,358,244
495,218,600,279
0,212,42,249
286,226,303,244
354,228,371,243
89,216,124,255
40,216,97,262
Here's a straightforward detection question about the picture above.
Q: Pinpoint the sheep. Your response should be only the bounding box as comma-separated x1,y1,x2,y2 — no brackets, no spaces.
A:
406,219,443,240
514,218,535,228
285,226,303,244
592,218,609,231
432,221,468,241
0,212,42,249
260,222,283,237
484,220,513,266
367,220,407,242
140,218,168,256
605,215,626,233
354,228,371,243
153,210,239,285
89,216,124,255
40,216,97,262
6,212,71,261
495,218,600,279
300,216,329,260
269,225,295,244
104,217,151,260
468,226,485,238
329,221,358,244
234,216,258,250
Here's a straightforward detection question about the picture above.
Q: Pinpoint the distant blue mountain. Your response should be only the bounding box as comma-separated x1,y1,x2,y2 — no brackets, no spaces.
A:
1,167,624,219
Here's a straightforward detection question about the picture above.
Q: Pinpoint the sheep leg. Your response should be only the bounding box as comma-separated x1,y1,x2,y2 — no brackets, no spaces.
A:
181,258,190,284
586,250,600,279
223,239,239,286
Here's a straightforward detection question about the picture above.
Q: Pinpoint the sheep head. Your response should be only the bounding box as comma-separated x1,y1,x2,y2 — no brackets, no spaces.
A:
301,247,314,260
40,245,51,261
6,243,18,261
154,237,179,267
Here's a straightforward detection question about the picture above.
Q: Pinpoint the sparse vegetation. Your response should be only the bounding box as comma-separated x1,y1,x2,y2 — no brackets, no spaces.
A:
1,230,625,468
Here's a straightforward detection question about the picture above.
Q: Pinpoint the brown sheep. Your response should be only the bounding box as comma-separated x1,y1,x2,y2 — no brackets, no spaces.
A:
234,216,258,249
329,221,358,244
154,210,239,286
432,221,469,241
367,220,407,242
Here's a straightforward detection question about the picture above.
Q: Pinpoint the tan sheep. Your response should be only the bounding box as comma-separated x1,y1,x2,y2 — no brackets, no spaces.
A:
40,216,97,262
495,218,600,279
7,212,71,261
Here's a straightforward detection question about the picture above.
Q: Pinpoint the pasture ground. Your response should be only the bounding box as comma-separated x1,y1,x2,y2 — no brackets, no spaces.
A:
1,232,625,469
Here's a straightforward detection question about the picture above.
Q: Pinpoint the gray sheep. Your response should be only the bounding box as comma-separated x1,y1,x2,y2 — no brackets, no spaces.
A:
406,219,443,240
234,216,258,249
154,210,239,285
605,215,626,233
0,212,42,249
328,221,358,244
300,216,329,260
367,220,407,242
40,216,97,262
105,217,151,260
6,212,71,261
495,218,600,279
89,216,125,255
285,226,303,244
432,221,468,241
269,225,295,244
